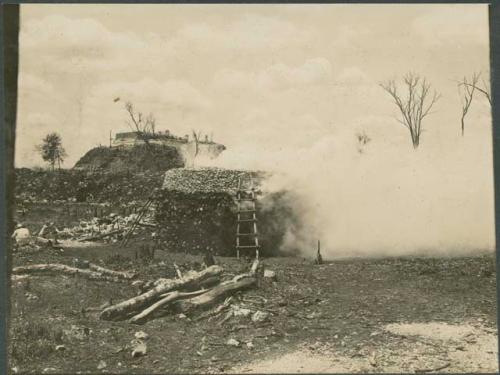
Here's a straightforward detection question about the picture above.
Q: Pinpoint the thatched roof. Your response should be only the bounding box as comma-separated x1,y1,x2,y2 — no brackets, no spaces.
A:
162,167,267,194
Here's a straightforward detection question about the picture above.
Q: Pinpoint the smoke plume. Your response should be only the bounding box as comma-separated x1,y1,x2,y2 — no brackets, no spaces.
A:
200,119,495,259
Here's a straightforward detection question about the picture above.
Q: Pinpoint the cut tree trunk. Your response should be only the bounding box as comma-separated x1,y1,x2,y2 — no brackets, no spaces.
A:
100,265,223,321
88,263,136,280
12,264,124,282
129,289,208,324
233,258,260,282
174,276,256,314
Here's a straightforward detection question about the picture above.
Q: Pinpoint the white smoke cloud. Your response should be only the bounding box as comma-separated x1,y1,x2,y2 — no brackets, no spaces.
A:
200,114,495,259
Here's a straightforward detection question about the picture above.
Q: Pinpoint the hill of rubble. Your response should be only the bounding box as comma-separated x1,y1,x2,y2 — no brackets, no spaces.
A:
73,144,184,173
156,167,300,257
15,168,165,205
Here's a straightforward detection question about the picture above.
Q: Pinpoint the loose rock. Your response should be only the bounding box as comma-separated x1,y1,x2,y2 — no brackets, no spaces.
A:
134,331,149,340
97,360,107,370
226,338,240,347
131,341,147,357
263,269,277,280
252,311,270,323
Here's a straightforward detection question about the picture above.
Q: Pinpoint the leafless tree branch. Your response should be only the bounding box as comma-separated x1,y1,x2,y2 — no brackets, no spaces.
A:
458,75,491,106
458,72,480,136
380,72,440,149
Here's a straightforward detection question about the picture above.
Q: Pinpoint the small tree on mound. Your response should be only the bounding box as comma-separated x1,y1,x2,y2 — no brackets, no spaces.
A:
124,102,156,146
36,132,67,171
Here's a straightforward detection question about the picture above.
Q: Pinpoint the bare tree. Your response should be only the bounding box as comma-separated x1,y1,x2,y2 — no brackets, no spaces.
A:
380,73,440,149
191,129,202,166
458,73,480,136
458,73,491,106
146,113,156,135
124,102,156,144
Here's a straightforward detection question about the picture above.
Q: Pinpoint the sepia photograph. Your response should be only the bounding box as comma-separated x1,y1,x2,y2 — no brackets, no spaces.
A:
6,3,498,373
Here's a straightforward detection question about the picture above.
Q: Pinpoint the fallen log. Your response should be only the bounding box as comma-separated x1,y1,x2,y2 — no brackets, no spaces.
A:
415,362,451,373
35,236,51,245
100,265,223,321
233,258,260,282
174,259,259,314
88,263,136,280
129,289,208,324
140,274,220,293
198,276,221,290
174,276,256,314
136,222,157,228
78,229,123,242
12,264,123,282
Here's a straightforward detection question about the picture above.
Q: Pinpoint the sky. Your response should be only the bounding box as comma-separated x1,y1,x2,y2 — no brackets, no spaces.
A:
16,4,494,256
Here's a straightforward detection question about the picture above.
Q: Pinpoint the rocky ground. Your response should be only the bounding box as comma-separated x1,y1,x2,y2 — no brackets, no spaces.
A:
8,244,497,374
10,168,499,373
15,168,164,205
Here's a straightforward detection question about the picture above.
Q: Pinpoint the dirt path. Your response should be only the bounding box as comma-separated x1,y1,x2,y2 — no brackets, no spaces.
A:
232,321,498,373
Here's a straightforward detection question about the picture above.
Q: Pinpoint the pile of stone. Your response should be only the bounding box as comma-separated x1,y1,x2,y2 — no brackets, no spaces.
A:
15,168,164,204
162,167,267,194
58,211,156,243
156,167,298,257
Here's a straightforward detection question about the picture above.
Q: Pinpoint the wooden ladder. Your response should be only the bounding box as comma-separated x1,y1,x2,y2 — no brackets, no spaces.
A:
235,176,260,259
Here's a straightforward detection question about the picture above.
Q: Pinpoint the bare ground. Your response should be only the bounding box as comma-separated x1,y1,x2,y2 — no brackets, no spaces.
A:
8,245,497,374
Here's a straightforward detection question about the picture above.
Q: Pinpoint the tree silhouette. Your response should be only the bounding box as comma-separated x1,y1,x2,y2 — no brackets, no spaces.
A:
380,73,440,149
36,132,67,171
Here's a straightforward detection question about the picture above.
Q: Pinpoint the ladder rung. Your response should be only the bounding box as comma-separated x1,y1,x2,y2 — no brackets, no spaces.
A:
237,219,257,222
238,210,256,213
237,233,258,236
236,245,260,249
236,198,255,202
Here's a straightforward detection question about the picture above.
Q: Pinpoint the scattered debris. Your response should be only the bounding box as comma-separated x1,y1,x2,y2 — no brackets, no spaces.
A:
251,311,270,323
263,269,276,280
101,259,260,325
13,263,133,282
414,362,451,373
232,305,252,317
226,338,240,347
25,292,39,301
134,331,149,340
131,341,147,358
368,351,378,367
100,265,223,321
97,360,107,370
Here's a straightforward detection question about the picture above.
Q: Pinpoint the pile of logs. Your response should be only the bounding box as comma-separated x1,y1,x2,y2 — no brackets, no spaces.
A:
12,259,260,325
100,259,260,324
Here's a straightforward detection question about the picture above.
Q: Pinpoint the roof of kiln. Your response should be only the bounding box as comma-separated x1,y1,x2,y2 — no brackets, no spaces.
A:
162,167,267,194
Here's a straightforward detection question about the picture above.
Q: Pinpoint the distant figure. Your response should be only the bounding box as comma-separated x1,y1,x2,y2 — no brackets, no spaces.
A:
12,223,31,251
315,240,323,265
151,231,161,252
